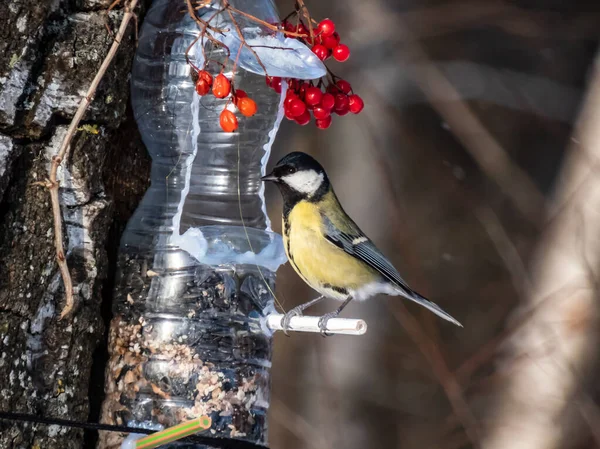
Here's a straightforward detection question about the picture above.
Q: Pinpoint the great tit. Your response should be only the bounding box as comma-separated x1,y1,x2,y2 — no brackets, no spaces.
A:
262,151,462,332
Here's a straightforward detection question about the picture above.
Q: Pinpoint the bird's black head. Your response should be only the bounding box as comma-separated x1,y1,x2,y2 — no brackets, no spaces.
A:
262,151,330,203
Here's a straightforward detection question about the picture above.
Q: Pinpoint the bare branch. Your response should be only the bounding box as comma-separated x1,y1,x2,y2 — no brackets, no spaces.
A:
48,0,139,320
401,42,546,225
390,303,481,447
481,51,600,449
224,3,268,76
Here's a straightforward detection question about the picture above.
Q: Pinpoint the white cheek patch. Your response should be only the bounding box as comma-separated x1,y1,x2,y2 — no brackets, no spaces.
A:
283,170,324,196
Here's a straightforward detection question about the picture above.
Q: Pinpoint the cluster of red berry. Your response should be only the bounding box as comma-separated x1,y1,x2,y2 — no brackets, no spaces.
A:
266,76,363,129
192,16,363,132
282,18,350,63
194,70,257,132
266,17,364,129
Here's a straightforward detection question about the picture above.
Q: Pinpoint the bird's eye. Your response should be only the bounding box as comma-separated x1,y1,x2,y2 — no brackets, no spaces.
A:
286,166,296,174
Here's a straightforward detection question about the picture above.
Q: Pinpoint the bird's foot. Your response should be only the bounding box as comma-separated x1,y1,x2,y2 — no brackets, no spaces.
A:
318,312,339,337
280,306,304,336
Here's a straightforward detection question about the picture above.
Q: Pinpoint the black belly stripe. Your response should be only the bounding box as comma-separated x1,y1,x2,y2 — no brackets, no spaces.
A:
283,217,292,259
322,283,348,295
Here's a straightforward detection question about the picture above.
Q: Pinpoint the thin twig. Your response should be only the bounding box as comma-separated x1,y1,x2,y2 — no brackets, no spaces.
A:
401,42,546,225
249,44,295,51
186,0,227,34
270,398,328,449
186,3,230,70
222,4,307,38
390,303,481,446
475,206,533,298
185,34,203,73
49,0,139,320
296,0,315,44
102,0,122,36
453,280,582,385
357,112,480,447
224,3,268,76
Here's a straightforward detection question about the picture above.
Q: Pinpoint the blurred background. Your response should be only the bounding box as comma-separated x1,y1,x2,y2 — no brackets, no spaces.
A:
266,1,600,448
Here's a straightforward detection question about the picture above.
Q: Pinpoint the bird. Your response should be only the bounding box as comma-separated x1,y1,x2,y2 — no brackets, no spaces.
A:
261,151,462,333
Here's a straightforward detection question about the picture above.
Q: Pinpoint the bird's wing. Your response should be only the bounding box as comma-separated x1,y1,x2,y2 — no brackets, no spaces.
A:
320,212,410,291
321,212,463,327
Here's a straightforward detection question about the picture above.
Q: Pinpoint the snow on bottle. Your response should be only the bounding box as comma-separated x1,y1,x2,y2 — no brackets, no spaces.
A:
98,1,325,448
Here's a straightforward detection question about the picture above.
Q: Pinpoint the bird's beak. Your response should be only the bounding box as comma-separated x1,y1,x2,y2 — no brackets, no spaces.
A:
261,172,278,182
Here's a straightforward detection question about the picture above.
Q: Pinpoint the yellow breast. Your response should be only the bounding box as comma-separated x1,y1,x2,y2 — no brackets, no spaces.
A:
283,200,379,297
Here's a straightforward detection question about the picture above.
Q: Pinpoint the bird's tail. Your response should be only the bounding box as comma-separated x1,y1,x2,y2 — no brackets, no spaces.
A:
402,289,463,327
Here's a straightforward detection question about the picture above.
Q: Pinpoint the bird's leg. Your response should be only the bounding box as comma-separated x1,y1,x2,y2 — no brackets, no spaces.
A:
318,297,353,336
281,295,325,335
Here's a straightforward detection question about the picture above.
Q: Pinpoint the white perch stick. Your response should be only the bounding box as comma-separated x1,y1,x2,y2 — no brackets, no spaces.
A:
266,314,367,335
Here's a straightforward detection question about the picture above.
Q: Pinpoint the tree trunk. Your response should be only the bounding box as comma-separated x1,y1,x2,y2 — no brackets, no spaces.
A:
481,52,600,449
0,1,149,448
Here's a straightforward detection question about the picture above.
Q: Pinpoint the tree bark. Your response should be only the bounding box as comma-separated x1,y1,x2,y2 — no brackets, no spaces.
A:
481,52,600,449
0,1,149,448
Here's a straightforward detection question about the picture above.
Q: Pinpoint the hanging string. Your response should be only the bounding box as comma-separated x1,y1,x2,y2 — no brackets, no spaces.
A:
236,134,287,313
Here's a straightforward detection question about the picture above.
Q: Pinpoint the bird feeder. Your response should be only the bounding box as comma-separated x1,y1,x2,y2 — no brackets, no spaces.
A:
97,0,329,447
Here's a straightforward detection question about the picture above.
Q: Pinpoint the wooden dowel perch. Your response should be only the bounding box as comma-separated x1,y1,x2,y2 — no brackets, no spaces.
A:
266,314,367,335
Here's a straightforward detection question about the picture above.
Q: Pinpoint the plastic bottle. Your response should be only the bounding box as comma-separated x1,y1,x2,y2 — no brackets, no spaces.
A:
98,1,324,447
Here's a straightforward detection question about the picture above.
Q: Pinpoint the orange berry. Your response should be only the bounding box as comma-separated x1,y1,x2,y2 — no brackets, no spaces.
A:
238,97,257,117
195,78,210,96
199,70,213,87
212,74,231,99
220,109,238,132
233,89,247,106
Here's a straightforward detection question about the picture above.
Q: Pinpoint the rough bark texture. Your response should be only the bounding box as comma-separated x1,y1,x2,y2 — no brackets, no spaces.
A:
0,1,150,448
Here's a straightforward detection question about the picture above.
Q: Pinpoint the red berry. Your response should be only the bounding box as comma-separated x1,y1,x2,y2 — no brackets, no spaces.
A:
312,44,328,61
317,19,335,37
238,97,258,117
336,80,352,94
285,91,297,106
283,21,295,33
348,94,364,114
322,33,340,49
326,84,340,94
284,106,296,120
285,93,296,107
199,70,213,87
296,23,309,38
271,77,282,93
220,109,238,132
195,78,210,96
212,74,231,98
313,106,330,120
332,44,350,62
297,82,308,99
294,109,311,125
334,93,349,114
288,98,307,117
305,87,322,106
315,115,332,129
320,93,335,110
320,36,340,50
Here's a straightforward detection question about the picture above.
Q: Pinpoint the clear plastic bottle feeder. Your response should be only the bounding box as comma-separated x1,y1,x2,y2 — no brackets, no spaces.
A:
98,1,325,448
